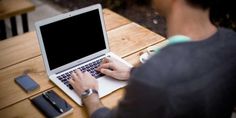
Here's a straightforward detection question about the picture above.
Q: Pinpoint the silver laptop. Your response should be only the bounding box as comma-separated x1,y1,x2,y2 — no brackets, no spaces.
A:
35,4,132,106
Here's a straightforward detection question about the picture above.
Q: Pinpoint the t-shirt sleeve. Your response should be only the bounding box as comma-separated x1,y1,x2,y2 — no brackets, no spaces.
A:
91,107,110,118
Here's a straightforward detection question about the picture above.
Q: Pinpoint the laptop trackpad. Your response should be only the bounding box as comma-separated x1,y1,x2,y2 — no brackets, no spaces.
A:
97,76,127,98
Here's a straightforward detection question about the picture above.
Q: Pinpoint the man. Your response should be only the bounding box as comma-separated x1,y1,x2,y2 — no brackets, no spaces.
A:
69,0,236,117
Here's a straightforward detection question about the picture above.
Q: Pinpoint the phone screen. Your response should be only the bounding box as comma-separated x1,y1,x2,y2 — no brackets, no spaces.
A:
15,75,40,92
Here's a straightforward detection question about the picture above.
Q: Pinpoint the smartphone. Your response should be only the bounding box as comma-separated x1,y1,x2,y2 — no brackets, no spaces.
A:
15,74,40,93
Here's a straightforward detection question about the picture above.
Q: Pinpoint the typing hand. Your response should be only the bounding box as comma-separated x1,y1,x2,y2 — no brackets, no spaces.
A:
69,69,98,96
96,57,131,81
69,70,103,115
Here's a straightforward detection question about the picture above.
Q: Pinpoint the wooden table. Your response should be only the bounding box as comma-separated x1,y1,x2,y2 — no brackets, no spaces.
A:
0,0,35,40
0,9,165,118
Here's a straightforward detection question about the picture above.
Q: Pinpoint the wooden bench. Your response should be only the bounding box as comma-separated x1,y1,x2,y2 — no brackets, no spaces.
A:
0,0,35,40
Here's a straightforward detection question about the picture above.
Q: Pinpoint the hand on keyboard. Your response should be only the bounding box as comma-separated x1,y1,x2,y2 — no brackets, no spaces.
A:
57,58,104,90
97,57,131,81
69,69,98,97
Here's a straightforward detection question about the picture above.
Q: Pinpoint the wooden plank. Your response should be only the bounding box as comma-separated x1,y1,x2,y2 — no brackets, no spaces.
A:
124,40,168,66
0,32,40,70
103,9,131,31
0,99,44,118
0,0,35,20
0,56,54,109
108,22,165,57
101,89,125,109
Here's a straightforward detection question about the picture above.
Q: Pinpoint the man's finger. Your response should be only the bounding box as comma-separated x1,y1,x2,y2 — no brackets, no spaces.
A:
97,63,110,70
75,69,83,78
84,71,92,78
100,57,110,65
68,78,74,85
71,72,77,79
100,68,114,77
97,63,115,71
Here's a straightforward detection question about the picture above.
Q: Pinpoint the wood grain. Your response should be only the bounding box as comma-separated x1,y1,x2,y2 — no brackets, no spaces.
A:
0,0,35,19
124,40,168,66
0,56,54,109
0,99,44,118
103,9,131,31
108,22,165,57
0,32,40,70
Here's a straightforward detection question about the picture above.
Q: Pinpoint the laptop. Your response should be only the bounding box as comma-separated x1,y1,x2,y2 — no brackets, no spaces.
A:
35,4,132,106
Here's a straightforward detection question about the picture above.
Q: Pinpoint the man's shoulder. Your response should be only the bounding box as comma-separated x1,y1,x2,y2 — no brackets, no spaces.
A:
131,45,191,87
219,27,236,36
131,28,236,87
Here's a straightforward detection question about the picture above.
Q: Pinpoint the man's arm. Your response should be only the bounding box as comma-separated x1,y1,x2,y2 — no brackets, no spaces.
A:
90,67,170,118
68,57,132,117
68,70,104,115
69,52,174,118
83,94,104,116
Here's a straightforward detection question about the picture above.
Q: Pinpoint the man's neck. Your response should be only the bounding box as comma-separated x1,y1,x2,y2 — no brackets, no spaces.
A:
166,1,217,41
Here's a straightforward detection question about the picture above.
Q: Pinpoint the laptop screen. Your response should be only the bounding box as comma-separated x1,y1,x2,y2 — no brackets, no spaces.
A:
40,9,106,70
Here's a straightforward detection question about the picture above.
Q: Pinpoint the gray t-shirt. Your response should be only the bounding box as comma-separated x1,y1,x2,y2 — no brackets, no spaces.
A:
92,28,236,118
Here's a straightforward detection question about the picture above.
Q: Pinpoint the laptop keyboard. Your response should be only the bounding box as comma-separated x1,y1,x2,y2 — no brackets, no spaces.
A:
56,58,104,90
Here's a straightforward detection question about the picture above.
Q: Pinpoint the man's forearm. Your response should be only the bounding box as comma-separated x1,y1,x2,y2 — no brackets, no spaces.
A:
83,94,104,116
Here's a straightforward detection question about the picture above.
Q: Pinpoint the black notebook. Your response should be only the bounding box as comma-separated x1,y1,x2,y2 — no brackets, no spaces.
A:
31,90,73,118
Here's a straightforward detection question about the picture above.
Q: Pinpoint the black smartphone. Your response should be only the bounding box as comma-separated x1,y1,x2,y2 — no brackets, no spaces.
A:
15,74,40,93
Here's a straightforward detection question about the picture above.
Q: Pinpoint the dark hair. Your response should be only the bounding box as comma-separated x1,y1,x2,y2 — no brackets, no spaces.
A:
185,0,215,10
186,0,235,31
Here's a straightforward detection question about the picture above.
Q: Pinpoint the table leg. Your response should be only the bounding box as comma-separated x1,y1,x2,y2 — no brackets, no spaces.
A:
21,13,29,33
10,16,18,36
0,20,7,40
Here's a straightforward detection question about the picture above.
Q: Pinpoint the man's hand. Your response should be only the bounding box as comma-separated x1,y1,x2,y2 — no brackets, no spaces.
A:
69,70,103,116
68,57,131,116
97,57,131,80
69,69,98,96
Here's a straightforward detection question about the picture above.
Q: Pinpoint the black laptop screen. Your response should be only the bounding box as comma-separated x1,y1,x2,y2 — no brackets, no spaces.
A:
40,9,106,70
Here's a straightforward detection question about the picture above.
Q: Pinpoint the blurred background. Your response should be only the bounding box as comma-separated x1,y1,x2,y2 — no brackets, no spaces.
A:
41,0,236,37
36,0,167,37
2,0,235,38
